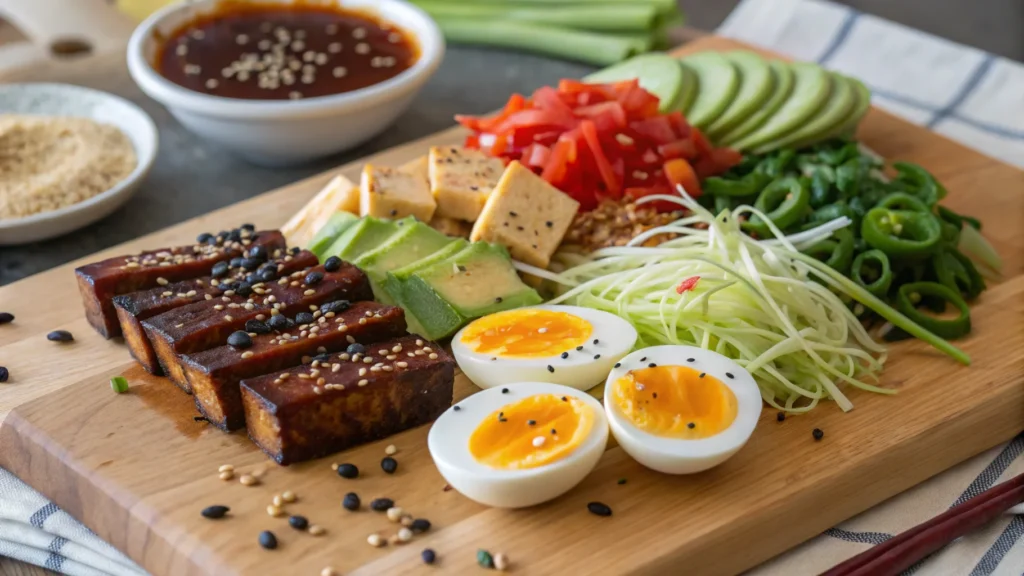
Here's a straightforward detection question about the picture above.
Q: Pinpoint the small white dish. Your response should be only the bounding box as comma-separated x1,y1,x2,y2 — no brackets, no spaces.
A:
127,0,445,166
0,83,158,246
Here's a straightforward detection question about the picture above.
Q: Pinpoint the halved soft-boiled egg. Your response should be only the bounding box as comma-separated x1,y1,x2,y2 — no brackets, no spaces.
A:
428,382,608,508
604,345,761,474
452,305,638,391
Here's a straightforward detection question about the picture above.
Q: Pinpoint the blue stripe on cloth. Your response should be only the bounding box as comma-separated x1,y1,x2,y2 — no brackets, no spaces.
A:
28,503,59,528
817,8,860,65
44,536,68,572
926,55,997,129
824,527,892,545
865,87,1024,141
969,516,1024,576
953,433,1024,507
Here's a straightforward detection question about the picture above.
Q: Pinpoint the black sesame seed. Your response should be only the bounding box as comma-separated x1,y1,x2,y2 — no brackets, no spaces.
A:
346,343,366,355
501,388,509,394
290,246,301,255
258,267,277,282
323,256,342,272
381,457,398,474
234,282,253,296
699,372,705,378
390,209,398,216
687,357,695,362
593,339,599,345
545,221,553,228
227,331,252,349
509,211,518,217
576,346,583,351
453,406,461,411
321,300,351,314
268,314,289,331
617,478,627,485
228,229,242,242
726,372,735,379
777,412,786,422
551,428,557,434
813,428,824,441
196,232,214,244
547,365,555,373
653,392,658,399
217,231,230,243
288,515,309,530
527,420,536,426
0,367,8,383
211,261,230,278
561,352,569,359
494,297,503,303
47,330,74,343
305,271,324,286
370,498,394,512
516,225,524,231
640,357,647,362
313,353,331,363
614,362,621,368
258,530,278,550
229,257,245,268
410,518,431,533
245,319,271,335
587,502,612,517
336,463,359,479
241,223,256,232
649,363,657,368
342,492,360,511
561,396,568,402
241,257,262,271
421,549,437,564
594,354,601,360
247,245,267,261
245,273,260,285
201,505,229,519
687,422,696,429
295,312,314,325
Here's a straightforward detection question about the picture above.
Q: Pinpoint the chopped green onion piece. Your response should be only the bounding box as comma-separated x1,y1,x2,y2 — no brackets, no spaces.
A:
110,376,129,394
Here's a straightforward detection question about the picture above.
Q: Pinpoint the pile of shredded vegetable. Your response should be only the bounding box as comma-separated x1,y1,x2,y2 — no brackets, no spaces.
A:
517,190,969,413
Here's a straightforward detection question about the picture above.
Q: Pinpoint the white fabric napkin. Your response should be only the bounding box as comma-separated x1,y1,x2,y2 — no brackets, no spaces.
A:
2,1,1022,574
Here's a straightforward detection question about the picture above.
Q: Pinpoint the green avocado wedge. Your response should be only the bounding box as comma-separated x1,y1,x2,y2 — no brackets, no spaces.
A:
753,72,857,153
728,62,831,151
675,61,699,115
823,76,872,141
717,60,794,147
706,52,774,139
584,53,685,114
679,51,739,129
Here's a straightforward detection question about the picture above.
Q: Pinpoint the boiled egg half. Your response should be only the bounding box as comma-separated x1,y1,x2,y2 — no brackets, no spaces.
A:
452,304,637,391
428,382,608,508
604,345,761,474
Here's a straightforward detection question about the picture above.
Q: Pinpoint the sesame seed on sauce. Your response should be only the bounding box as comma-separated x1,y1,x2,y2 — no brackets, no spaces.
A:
157,3,415,101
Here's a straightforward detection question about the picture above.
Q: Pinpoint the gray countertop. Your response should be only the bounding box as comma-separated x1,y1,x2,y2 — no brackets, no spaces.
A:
0,47,594,286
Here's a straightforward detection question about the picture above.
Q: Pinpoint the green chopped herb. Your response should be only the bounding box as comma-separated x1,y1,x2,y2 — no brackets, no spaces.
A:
110,376,129,394
477,549,494,569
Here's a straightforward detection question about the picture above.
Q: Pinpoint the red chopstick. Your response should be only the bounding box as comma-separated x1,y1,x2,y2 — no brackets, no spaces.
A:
822,472,1024,576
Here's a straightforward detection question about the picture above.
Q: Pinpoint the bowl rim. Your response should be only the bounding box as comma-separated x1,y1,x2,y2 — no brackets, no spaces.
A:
126,0,445,120
0,82,158,232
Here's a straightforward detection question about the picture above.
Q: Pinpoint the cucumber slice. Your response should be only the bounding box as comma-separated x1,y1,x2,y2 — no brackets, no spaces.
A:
728,62,831,151
584,53,684,114
674,61,699,114
679,51,739,129
825,76,872,140
754,72,857,153
706,51,774,139
717,61,794,147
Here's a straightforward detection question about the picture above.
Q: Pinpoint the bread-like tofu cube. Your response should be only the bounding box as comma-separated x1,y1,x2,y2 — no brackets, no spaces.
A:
470,161,580,268
428,146,506,222
360,164,436,222
282,175,359,247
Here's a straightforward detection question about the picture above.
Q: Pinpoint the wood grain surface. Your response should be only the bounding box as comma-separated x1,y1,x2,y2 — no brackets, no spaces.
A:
1,36,1023,576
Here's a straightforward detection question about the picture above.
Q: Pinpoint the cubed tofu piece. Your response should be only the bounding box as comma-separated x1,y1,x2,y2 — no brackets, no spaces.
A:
360,164,436,222
400,155,429,180
470,161,580,268
282,175,359,247
428,146,506,222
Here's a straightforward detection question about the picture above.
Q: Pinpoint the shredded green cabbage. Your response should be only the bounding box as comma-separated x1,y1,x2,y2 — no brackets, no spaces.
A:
521,191,969,413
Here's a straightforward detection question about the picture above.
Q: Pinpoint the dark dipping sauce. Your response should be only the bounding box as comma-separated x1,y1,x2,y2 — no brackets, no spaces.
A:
156,1,418,100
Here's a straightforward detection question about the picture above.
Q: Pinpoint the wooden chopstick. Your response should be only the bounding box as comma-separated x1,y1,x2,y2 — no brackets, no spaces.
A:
822,472,1024,576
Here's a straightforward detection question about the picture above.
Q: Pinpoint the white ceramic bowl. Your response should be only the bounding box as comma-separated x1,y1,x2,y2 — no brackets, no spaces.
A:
0,83,158,246
127,0,444,166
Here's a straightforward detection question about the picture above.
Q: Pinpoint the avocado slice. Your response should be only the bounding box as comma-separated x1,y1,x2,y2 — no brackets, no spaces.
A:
325,216,409,262
718,60,795,147
355,221,457,301
397,242,542,340
382,239,468,335
583,53,685,114
728,62,832,151
675,61,699,115
752,72,857,153
307,212,359,260
679,51,739,129
706,51,774,140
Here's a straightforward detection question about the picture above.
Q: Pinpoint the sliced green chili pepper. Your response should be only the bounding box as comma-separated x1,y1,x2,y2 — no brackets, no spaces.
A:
949,249,986,298
931,249,973,298
817,141,859,166
805,228,855,273
851,249,892,297
940,220,961,247
835,158,864,198
937,205,981,231
861,207,942,260
744,176,811,236
759,149,796,177
703,171,771,197
809,169,836,209
895,282,971,339
893,162,943,206
877,192,930,213
808,202,856,225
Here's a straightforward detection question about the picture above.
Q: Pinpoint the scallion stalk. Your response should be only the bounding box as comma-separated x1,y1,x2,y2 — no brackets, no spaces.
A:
411,2,660,32
110,376,129,394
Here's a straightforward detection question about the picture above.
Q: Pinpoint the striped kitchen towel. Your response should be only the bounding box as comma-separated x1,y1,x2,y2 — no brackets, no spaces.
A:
719,0,1024,169
721,1,1024,573
0,467,144,576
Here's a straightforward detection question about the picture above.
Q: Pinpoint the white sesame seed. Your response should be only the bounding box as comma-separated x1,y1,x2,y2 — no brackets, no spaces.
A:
328,42,342,53
236,34,249,45
532,436,546,447
267,504,284,517
176,44,188,56
367,533,384,547
332,66,347,78
326,23,338,35
241,351,254,359
494,553,510,571
191,29,206,40
385,444,397,455
322,567,338,576
352,27,367,39
355,42,370,55
358,379,368,387
314,53,328,65
304,289,315,295
429,353,438,360
219,464,234,473
258,39,271,50
303,50,315,63
389,32,402,43
219,470,234,481
239,474,258,486
309,525,326,536
184,64,202,75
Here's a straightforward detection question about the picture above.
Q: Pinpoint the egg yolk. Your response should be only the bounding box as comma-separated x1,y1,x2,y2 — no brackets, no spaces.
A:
611,366,737,440
469,394,594,470
460,309,592,359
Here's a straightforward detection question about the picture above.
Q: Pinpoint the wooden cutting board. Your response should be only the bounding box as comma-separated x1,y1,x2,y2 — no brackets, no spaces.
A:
2,36,1023,576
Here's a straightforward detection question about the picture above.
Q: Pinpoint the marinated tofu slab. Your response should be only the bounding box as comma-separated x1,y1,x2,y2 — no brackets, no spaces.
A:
114,244,316,374
75,226,281,338
183,301,406,431
242,335,454,465
143,262,373,392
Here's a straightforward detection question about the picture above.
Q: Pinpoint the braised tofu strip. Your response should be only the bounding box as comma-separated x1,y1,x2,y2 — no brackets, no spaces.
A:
241,335,454,465
74,226,280,338
183,301,406,431
114,240,313,374
143,261,372,392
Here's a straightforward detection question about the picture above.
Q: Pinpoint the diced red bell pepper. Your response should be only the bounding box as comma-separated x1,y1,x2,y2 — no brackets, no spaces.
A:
580,120,619,196
675,276,701,294
658,139,699,160
664,158,702,197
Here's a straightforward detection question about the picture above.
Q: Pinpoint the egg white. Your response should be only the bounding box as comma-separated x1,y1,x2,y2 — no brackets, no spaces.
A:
427,382,609,508
452,304,638,391
603,345,762,474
